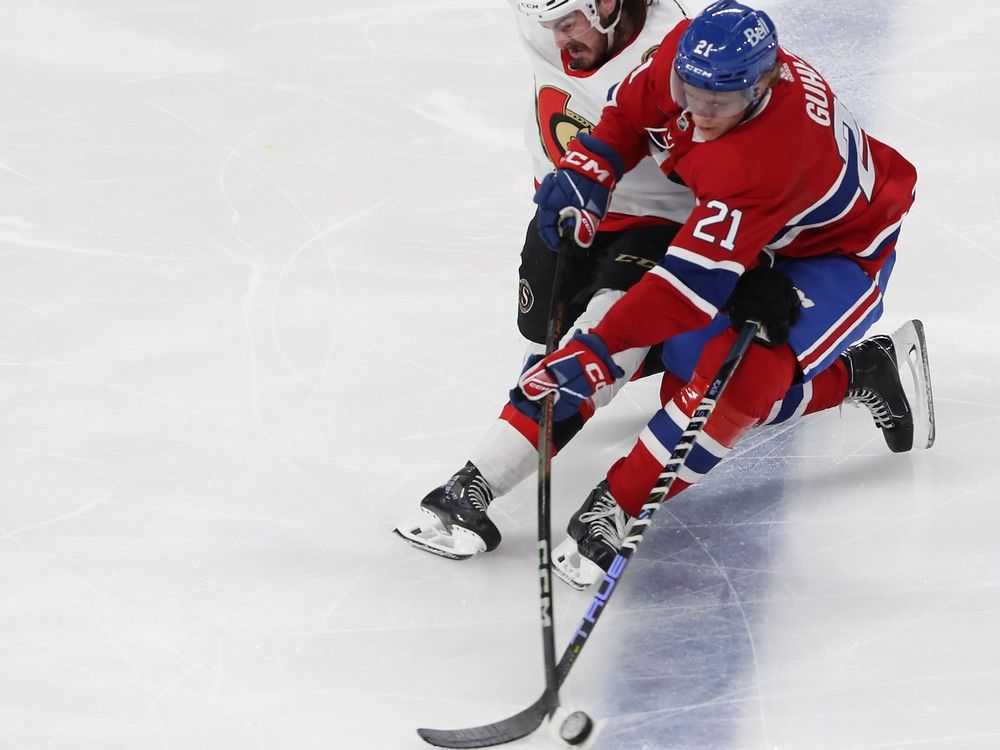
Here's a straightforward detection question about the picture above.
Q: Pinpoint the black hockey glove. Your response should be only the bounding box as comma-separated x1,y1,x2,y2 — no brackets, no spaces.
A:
725,265,802,346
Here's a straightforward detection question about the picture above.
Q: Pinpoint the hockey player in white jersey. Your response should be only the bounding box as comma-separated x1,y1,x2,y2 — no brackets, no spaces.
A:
395,0,697,559
393,0,934,561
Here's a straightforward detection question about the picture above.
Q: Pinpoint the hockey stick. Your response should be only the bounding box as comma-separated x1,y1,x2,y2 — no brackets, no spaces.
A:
418,319,762,748
534,216,575,727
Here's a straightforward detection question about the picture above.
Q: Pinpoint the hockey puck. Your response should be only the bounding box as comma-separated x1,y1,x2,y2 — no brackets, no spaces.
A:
559,710,594,745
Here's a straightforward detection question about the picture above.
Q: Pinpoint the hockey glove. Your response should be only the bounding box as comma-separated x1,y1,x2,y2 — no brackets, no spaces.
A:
534,133,624,251
509,353,545,421
725,265,803,346
514,330,625,421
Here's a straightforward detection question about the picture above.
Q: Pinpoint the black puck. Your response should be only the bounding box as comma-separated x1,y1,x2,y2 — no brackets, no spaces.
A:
559,710,594,745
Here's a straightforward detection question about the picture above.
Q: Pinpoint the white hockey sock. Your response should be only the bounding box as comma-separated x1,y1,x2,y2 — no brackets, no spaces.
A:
468,418,537,497
472,290,651,498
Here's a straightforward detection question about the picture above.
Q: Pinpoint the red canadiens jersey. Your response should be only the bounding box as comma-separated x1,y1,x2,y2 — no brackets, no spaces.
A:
591,20,918,353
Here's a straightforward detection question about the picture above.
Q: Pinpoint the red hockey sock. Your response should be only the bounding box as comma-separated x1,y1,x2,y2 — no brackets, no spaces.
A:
801,356,849,415
499,400,596,454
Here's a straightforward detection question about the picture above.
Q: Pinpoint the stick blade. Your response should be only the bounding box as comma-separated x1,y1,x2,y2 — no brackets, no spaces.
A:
417,698,548,748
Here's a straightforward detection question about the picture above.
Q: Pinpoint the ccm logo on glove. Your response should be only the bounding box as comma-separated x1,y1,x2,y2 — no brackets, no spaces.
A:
533,133,625,251
520,352,613,401
515,331,624,422
562,150,614,185
584,362,612,389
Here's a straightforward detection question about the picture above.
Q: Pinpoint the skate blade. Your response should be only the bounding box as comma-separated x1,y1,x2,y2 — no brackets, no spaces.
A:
392,508,486,561
551,536,603,590
890,319,936,450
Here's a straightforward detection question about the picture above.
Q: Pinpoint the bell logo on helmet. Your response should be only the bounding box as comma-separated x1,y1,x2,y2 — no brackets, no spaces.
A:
743,18,771,47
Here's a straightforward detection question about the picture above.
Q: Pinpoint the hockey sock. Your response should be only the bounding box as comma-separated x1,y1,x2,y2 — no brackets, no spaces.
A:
468,415,538,497
472,402,597,496
607,379,757,516
763,356,849,425
609,336,797,516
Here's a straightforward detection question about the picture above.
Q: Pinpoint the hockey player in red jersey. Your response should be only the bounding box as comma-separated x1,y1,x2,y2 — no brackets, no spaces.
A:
516,0,935,587
394,0,933,565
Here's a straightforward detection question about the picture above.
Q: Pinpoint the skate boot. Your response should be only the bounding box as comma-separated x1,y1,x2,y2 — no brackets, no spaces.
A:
552,481,629,590
841,319,935,452
393,462,501,560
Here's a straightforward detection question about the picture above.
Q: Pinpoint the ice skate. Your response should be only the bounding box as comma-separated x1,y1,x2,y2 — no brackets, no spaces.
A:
393,462,501,560
842,319,935,452
552,481,629,590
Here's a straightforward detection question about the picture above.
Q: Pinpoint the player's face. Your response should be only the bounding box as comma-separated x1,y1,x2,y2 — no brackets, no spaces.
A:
689,109,747,141
683,86,749,139
670,69,757,141
540,10,608,70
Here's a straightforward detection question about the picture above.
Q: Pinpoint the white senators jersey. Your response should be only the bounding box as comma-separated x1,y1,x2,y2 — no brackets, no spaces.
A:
512,0,694,230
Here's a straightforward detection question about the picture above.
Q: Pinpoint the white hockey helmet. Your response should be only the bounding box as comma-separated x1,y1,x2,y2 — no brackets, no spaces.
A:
516,0,622,42
516,0,600,24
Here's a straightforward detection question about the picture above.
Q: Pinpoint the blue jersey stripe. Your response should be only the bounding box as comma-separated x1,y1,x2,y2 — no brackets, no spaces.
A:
658,253,742,314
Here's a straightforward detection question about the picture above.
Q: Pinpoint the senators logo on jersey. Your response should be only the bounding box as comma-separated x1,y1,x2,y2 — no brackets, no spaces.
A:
535,85,594,167
534,45,659,167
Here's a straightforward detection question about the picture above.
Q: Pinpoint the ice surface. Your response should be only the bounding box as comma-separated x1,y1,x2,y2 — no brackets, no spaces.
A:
1,1,998,748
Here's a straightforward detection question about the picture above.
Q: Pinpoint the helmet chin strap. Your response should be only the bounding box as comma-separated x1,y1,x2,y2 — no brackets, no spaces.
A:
593,1,623,49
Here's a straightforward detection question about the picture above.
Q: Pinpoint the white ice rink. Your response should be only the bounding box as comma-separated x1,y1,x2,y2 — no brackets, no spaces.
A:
2,1,999,748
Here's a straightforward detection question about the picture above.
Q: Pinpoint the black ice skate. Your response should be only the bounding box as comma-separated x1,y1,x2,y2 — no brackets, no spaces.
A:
842,319,935,453
551,481,629,590
393,462,501,560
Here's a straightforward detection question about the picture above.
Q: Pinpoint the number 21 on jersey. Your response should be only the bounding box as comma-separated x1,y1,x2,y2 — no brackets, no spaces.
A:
692,200,743,251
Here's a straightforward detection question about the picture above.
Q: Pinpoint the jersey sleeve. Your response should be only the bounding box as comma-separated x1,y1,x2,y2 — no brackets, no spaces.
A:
593,142,791,353
590,22,688,173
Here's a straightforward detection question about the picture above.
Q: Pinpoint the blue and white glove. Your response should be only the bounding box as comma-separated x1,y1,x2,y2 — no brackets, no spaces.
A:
511,330,625,421
534,133,624,251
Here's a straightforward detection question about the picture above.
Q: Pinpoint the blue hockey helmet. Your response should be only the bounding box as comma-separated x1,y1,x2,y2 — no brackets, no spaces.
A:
673,1,778,93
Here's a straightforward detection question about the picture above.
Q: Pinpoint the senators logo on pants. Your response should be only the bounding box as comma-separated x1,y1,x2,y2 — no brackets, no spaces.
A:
518,279,534,314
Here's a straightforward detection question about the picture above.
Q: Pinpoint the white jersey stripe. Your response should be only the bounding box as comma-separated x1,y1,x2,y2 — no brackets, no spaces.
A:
767,153,861,250
662,399,729,458
638,429,711,486
801,288,882,377
799,278,879,362
790,380,814,420
649,265,719,318
856,215,904,258
666,245,746,275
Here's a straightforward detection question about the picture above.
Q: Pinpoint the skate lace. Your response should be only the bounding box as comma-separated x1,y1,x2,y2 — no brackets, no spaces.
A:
846,386,893,429
447,472,494,513
579,494,627,545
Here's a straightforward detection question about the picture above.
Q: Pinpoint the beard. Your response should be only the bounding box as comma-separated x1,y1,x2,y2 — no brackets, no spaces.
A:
566,37,608,71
